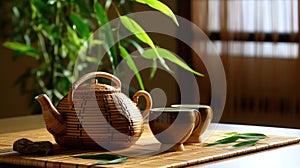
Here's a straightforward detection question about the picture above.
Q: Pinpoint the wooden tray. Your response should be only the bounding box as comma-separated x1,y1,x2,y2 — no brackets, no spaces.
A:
0,124,299,168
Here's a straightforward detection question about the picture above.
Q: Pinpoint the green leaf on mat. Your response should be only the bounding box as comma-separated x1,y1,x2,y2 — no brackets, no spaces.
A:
135,0,179,26
204,136,240,147
227,139,259,149
236,133,267,140
224,132,238,136
204,132,267,149
73,154,127,165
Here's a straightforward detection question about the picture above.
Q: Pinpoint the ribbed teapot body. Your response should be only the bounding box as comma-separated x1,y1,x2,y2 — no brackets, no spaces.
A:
54,89,144,150
37,72,152,150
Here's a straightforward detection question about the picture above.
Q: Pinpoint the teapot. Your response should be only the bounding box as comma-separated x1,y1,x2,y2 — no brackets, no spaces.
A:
35,72,152,150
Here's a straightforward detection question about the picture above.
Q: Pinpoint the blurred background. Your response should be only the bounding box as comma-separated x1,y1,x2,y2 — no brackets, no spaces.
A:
1,0,300,128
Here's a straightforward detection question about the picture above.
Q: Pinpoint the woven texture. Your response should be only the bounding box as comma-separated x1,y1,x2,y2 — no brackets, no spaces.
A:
54,91,144,149
0,125,299,168
36,72,152,150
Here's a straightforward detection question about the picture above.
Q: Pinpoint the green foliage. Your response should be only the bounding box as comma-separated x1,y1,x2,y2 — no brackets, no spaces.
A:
3,0,203,111
228,139,260,149
143,47,205,77
204,132,267,148
204,136,240,147
73,154,127,165
3,0,96,107
119,44,144,89
135,0,179,26
3,42,39,58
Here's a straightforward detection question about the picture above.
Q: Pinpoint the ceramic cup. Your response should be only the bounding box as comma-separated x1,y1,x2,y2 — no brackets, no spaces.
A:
171,104,213,143
149,107,200,152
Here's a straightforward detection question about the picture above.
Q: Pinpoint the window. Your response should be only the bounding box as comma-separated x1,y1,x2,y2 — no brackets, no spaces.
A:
201,0,299,58
187,0,300,128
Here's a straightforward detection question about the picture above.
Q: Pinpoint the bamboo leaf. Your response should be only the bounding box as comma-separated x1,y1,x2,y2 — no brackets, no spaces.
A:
86,56,99,64
119,44,144,90
12,6,20,18
94,2,109,26
204,132,267,148
143,48,204,77
227,139,259,149
66,26,81,46
73,154,127,165
73,153,121,159
74,0,91,15
120,15,155,50
142,48,157,59
236,133,267,140
204,136,240,147
94,2,118,69
157,56,171,72
105,0,113,10
224,132,238,136
31,0,51,14
70,13,90,39
123,39,145,55
135,0,179,26
92,157,127,165
30,0,52,19
119,16,171,72
3,42,39,59
53,89,64,100
150,60,157,79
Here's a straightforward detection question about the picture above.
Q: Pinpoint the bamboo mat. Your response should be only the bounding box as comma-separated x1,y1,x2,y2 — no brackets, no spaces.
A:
0,125,300,168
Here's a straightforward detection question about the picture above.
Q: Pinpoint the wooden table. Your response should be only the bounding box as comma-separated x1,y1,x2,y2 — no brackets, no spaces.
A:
1,115,300,168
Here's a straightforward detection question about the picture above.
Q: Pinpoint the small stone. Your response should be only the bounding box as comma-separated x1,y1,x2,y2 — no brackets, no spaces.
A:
13,138,53,155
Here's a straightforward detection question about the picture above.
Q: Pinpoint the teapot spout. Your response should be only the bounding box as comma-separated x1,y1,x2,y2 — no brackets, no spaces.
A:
35,94,66,136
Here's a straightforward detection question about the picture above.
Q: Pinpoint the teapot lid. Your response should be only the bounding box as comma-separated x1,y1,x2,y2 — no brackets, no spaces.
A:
68,72,122,107
77,79,120,93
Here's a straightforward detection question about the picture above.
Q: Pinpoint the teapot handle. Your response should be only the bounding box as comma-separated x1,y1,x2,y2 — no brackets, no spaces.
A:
68,72,121,108
133,90,152,119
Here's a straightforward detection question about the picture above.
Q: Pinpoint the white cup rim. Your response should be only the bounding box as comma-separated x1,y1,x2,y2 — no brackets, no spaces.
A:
171,104,210,109
150,107,197,112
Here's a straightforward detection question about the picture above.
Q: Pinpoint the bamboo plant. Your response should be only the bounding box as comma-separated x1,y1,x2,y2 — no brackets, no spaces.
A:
3,0,203,111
